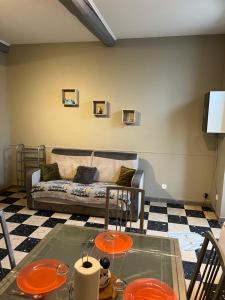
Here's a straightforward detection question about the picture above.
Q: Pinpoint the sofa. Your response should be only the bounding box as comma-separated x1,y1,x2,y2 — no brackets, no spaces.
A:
26,148,144,221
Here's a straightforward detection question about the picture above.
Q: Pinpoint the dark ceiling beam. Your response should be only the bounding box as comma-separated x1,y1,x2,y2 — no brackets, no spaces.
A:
58,0,116,47
0,42,9,54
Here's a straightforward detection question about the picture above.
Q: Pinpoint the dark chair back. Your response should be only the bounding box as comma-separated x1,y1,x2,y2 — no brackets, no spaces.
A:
0,210,16,279
187,231,225,300
104,186,145,234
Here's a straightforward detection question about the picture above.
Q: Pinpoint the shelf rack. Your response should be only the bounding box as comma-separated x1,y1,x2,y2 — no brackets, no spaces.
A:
16,144,46,191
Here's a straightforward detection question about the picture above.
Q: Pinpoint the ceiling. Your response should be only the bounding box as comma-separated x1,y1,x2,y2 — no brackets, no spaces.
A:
0,0,225,45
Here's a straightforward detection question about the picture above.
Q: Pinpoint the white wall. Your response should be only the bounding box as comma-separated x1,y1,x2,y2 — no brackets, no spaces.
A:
0,52,11,188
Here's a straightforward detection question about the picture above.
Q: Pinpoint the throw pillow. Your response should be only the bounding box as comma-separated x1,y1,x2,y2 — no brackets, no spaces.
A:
73,166,97,184
41,163,61,181
116,166,135,187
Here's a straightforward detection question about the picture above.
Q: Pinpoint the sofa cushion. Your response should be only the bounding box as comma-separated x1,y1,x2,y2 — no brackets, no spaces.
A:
41,163,61,181
50,153,92,180
92,151,138,183
73,166,97,184
31,181,130,207
116,166,135,187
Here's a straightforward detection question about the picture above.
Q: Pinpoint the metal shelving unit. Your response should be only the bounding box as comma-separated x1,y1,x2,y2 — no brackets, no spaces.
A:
16,144,46,190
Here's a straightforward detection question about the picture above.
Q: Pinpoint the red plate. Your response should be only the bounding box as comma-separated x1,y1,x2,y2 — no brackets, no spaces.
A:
17,259,68,295
123,278,178,300
95,231,133,254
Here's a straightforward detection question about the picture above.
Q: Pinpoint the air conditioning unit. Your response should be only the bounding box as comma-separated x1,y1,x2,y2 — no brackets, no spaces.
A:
202,91,225,134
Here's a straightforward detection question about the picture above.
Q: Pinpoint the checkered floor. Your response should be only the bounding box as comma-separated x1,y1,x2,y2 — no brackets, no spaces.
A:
0,188,222,287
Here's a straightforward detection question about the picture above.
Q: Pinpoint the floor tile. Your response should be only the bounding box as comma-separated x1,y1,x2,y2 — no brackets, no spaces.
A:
149,206,167,214
147,220,168,232
184,205,202,211
0,198,18,205
167,203,184,209
10,224,38,236
146,230,168,237
144,204,150,212
203,211,217,220
9,192,26,199
186,210,205,218
168,215,188,224
64,220,86,227
85,222,104,229
0,222,19,234
41,218,66,228
34,210,54,217
202,206,213,212
0,234,26,249
87,217,105,224
6,213,31,224
168,223,190,233
182,261,201,280
70,214,89,221
0,248,10,260
0,196,7,201
15,237,41,252
189,225,211,237
187,217,209,227
3,205,25,213
23,215,49,226
207,219,221,228
148,212,168,222
13,199,27,206
0,191,14,197
51,212,72,220
0,203,11,210
18,207,38,215
181,250,197,263
211,227,221,239
167,207,186,216
29,227,52,239
150,201,167,207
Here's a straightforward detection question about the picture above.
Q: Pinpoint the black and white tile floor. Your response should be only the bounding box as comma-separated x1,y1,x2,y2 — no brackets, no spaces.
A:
0,188,222,288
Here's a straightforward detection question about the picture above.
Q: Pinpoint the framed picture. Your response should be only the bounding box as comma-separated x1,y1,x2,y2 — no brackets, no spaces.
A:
62,89,79,107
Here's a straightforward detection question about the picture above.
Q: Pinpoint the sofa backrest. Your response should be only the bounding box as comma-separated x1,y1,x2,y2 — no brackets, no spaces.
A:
50,148,138,183
92,151,138,183
50,148,92,180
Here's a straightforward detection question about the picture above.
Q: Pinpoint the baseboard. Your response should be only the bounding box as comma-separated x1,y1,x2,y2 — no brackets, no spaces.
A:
145,196,212,208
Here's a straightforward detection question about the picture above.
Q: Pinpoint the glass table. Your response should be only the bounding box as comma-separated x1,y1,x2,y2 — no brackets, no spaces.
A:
0,224,186,299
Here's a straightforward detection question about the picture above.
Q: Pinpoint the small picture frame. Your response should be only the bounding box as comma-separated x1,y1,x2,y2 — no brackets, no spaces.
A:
62,89,79,107
93,100,109,117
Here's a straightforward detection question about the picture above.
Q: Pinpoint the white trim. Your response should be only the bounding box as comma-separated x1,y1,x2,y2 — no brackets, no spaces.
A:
87,0,117,40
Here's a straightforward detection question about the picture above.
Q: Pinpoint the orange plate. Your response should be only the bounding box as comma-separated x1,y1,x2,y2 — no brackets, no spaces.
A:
123,278,178,300
95,231,133,254
17,259,67,295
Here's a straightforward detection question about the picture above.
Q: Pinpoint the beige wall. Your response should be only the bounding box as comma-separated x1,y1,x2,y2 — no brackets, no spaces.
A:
0,52,11,188
215,137,225,218
8,35,225,200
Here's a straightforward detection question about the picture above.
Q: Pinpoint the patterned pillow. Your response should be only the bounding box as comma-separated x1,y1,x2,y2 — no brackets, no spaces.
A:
41,163,61,181
116,166,135,187
73,166,97,184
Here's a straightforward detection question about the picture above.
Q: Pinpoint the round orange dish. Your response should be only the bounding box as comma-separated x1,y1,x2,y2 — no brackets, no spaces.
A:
17,259,68,295
95,231,133,254
123,278,178,300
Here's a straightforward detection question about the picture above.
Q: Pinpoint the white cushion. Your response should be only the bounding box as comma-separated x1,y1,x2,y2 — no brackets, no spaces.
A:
50,153,92,180
92,156,138,183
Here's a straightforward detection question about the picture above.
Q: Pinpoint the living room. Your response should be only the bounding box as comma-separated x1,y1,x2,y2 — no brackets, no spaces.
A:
0,1,225,299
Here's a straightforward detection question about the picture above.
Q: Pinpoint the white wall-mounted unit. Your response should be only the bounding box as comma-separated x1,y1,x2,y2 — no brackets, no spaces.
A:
203,91,225,134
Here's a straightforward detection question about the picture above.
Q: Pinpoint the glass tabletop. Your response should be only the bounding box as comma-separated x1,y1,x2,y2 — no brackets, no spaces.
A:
0,224,186,299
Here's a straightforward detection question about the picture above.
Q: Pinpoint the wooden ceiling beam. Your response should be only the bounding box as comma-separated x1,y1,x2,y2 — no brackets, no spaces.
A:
58,0,116,47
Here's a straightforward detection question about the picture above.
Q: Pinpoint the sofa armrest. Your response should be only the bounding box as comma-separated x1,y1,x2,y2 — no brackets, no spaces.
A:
131,170,144,189
26,168,41,195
